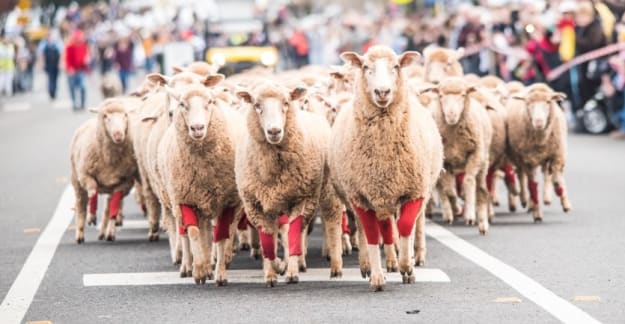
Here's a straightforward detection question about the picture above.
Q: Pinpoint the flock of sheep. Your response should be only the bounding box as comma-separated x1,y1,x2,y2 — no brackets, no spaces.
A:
69,44,572,291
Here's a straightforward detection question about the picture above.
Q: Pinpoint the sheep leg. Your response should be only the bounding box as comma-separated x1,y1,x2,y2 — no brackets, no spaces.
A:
397,198,424,283
340,211,353,255
356,218,370,278
180,205,211,284
476,167,490,235
353,204,385,291
543,169,553,206
179,233,193,278
526,168,542,222
299,224,309,272
437,173,455,224
347,209,359,251
552,165,572,213
518,169,528,208
74,185,88,244
213,207,235,286
144,184,161,242
321,217,329,260
250,226,261,260
164,208,180,265
98,203,109,241
414,204,426,267
379,217,398,273
323,216,343,278
87,190,97,226
285,216,304,284
258,227,285,287
236,213,251,251
462,173,478,226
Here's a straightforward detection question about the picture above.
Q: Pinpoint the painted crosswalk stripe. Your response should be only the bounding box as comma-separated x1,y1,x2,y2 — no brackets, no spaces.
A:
52,100,72,110
83,268,450,287
425,221,601,324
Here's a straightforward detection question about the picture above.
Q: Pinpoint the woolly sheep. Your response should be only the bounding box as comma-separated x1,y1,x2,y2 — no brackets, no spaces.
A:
236,83,343,286
331,46,443,291
506,83,572,222
70,98,139,243
423,47,464,83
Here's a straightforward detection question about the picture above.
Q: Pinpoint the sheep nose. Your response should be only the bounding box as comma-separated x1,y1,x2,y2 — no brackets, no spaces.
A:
375,88,391,99
267,128,282,136
190,124,205,132
112,131,124,140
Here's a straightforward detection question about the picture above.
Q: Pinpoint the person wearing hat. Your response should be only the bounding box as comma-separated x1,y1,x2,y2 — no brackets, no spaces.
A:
64,29,90,111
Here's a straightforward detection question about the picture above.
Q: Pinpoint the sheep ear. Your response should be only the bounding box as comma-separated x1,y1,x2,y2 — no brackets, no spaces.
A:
146,73,169,86
88,107,99,113
466,86,479,94
551,92,567,101
417,85,438,96
163,85,181,102
172,66,185,74
512,94,526,101
290,87,307,101
140,114,158,122
237,91,253,104
340,52,363,69
129,90,144,97
203,74,225,87
330,72,344,80
399,51,421,68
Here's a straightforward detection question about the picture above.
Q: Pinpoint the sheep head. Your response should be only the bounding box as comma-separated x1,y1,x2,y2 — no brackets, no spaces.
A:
90,99,134,144
513,86,566,131
423,47,464,84
340,45,420,109
237,84,306,145
160,74,224,141
420,77,477,126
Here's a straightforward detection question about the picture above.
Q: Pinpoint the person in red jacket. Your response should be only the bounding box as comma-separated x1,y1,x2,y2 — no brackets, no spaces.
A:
65,29,89,111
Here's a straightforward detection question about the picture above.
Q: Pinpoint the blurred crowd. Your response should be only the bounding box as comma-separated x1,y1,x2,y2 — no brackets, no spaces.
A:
1,0,625,137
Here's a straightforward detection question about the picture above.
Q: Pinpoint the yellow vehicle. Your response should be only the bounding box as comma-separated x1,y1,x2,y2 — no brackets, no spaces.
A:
206,45,278,75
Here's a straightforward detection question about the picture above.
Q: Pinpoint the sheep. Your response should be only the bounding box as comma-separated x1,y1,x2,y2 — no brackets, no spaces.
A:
506,83,572,222
156,76,244,286
330,45,443,291
235,83,343,286
419,76,493,234
423,47,464,83
70,98,139,243
101,72,123,98
328,64,355,95
140,70,220,271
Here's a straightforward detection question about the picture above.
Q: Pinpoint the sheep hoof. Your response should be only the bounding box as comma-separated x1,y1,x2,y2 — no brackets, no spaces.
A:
544,200,552,206
369,274,385,292
521,201,527,208
465,219,475,226
216,279,228,287
533,217,543,224
87,216,96,226
414,259,425,267
330,270,342,278
509,205,516,213
266,279,277,288
173,260,181,266
106,234,115,242
360,268,371,279
479,228,487,235
425,213,433,219
180,270,192,278
286,275,299,284
148,233,159,242
239,243,250,251
402,274,415,284
250,249,261,260
387,265,398,273
76,237,84,244
115,219,123,227
299,265,307,273
97,233,104,240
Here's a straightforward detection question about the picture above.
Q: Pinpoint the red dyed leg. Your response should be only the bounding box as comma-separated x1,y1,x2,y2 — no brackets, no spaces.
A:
486,167,495,194
288,215,304,256
378,218,394,245
528,180,539,205
141,204,147,215
352,204,380,245
554,185,564,197
213,206,235,242
503,164,516,186
258,227,276,260
237,212,250,231
178,225,187,235
397,199,423,237
109,191,123,219
88,191,98,215
180,205,199,230
456,173,465,196
341,211,350,235
278,215,289,227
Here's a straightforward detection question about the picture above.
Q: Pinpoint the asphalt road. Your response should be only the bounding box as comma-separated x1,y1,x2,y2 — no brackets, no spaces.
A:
0,72,623,324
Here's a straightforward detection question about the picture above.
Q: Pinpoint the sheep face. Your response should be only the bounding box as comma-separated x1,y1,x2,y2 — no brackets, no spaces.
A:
103,110,128,143
178,94,215,141
420,78,475,126
424,48,464,84
515,91,566,131
238,86,307,145
340,46,420,109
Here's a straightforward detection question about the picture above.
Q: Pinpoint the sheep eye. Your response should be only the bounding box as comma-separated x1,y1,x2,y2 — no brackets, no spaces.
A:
254,103,262,112
393,65,400,70
363,65,369,71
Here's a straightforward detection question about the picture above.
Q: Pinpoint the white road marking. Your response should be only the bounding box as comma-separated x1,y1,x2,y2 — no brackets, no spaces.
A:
2,102,31,112
83,267,450,286
425,221,601,324
0,185,74,324
52,100,72,110
98,219,148,231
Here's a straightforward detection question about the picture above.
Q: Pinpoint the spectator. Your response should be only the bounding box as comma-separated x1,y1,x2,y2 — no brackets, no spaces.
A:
574,1,608,113
65,29,90,111
0,33,16,96
114,37,133,93
289,28,309,68
38,30,63,100
604,55,625,139
457,8,484,75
